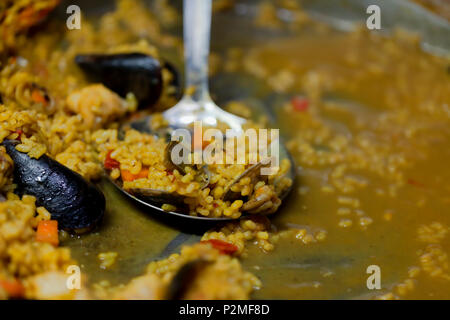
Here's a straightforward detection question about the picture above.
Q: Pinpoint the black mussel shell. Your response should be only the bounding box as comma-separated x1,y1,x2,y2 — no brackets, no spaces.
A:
75,53,163,107
2,140,105,233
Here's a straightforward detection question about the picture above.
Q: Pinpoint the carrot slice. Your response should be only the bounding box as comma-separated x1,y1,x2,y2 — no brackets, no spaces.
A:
121,168,149,181
31,88,48,105
121,170,136,182
0,278,25,298
137,168,149,179
36,220,59,246
201,239,238,255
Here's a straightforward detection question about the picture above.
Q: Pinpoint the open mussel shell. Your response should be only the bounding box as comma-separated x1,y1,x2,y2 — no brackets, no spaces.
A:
241,186,282,214
75,53,163,107
196,165,211,189
222,160,271,202
164,140,211,190
164,140,189,174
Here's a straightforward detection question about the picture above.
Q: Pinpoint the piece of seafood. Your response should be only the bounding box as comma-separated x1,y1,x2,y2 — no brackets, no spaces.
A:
241,184,281,214
222,160,282,215
2,139,105,233
164,140,211,189
165,259,209,300
75,53,164,107
222,160,271,201
66,84,133,129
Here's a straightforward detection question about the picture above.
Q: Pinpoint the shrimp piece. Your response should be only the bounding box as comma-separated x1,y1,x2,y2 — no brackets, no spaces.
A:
66,84,134,129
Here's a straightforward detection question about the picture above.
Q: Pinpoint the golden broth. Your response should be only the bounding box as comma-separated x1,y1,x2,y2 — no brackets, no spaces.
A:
239,27,450,299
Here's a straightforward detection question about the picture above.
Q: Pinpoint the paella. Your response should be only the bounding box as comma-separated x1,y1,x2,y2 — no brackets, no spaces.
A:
0,0,449,300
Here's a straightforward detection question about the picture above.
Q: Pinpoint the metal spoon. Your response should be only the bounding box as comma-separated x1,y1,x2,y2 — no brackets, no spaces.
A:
111,0,295,221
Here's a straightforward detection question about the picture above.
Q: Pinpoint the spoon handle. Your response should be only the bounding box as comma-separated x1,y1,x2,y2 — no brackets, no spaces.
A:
183,0,212,103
